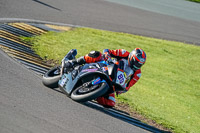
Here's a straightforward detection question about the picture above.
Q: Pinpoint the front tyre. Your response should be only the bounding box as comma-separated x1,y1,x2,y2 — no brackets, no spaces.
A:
71,82,109,102
42,67,61,88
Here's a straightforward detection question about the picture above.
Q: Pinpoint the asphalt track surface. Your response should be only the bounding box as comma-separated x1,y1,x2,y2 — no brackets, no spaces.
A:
0,49,150,133
1,0,200,45
106,0,200,22
0,0,200,133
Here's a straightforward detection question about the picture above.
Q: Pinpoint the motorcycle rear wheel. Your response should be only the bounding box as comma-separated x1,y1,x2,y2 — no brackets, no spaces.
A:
71,82,109,102
42,67,61,88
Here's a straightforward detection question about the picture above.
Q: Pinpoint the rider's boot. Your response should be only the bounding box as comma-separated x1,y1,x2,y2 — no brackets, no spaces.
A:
96,93,116,108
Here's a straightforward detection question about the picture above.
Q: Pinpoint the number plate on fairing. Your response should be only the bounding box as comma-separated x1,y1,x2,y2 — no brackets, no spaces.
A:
58,73,78,95
116,71,126,87
59,75,69,87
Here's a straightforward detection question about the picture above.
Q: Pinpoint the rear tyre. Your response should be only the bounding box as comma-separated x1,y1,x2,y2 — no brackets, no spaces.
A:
42,67,61,88
71,82,109,102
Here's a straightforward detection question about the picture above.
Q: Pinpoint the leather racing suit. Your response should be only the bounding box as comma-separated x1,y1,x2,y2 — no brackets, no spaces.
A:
82,49,142,108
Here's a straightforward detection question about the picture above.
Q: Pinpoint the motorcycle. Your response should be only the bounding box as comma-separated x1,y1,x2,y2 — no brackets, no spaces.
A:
42,49,127,102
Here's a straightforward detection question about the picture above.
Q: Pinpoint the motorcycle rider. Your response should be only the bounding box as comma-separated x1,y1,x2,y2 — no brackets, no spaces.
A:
63,48,146,108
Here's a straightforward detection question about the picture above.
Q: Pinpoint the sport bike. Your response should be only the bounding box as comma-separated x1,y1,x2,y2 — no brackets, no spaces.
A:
42,49,127,102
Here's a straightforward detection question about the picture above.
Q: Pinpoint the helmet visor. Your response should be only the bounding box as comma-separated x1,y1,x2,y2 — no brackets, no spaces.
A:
133,61,142,70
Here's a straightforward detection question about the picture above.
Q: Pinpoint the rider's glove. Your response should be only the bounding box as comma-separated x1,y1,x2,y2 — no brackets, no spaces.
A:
64,60,74,69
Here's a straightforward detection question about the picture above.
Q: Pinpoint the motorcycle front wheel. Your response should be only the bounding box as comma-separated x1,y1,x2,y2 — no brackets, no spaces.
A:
42,66,61,88
71,82,109,102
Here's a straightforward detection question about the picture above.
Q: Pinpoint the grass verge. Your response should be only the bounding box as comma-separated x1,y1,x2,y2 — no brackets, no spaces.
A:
22,28,200,133
187,0,200,3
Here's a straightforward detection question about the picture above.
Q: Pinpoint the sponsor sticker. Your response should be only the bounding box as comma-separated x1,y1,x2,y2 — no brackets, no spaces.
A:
82,68,98,72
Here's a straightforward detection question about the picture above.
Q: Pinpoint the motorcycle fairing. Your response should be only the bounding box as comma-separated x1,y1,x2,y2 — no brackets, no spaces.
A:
58,60,128,97
59,62,112,96
58,72,78,95
116,68,126,89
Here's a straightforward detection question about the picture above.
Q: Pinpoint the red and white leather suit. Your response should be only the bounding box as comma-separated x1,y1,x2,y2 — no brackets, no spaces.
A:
83,49,142,107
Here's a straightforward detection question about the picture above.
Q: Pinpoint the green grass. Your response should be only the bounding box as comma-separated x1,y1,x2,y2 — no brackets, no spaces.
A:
187,0,200,3
23,28,200,133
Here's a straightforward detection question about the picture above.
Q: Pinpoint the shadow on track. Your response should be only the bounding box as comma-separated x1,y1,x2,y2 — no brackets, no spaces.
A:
48,87,171,133
82,102,171,133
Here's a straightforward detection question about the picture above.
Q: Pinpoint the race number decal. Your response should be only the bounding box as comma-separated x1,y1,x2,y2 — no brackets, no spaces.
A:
118,74,124,84
116,71,125,86
60,76,69,87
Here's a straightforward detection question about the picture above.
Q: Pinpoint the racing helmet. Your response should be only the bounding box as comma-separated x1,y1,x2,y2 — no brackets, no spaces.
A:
128,48,146,70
